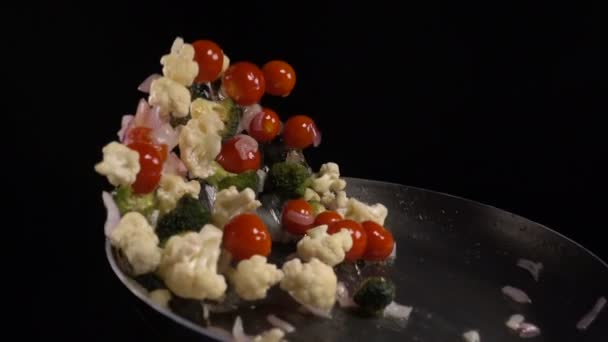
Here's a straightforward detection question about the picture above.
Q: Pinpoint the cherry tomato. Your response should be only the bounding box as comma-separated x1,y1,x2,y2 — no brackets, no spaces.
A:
215,135,261,173
127,142,164,194
282,115,320,149
262,60,296,97
314,210,343,226
328,219,367,262
222,62,266,105
248,107,281,143
361,221,395,261
282,199,315,235
192,40,224,83
223,213,271,261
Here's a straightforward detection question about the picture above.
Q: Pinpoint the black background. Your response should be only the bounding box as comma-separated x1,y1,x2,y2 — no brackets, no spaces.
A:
8,1,605,340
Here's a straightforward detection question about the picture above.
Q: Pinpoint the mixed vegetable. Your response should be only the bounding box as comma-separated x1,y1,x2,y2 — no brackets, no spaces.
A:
95,37,400,341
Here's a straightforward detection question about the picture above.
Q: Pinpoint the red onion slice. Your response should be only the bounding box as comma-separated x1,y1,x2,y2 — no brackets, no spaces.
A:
576,296,606,331
383,301,413,320
266,314,295,333
117,115,134,142
311,122,322,147
162,152,187,177
502,286,532,304
102,191,120,237
239,104,262,133
336,282,358,308
233,134,259,160
284,210,315,227
518,322,541,338
517,258,543,282
151,123,178,150
248,112,265,134
505,314,525,330
232,316,252,342
462,330,480,342
137,73,161,93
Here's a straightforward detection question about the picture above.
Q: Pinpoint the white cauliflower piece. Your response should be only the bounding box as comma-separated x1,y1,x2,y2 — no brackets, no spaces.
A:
156,174,201,213
297,225,352,267
280,258,337,311
303,188,321,202
94,142,140,187
229,255,284,300
158,224,227,300
321,190,348,210
190,98,226,121
109,212,161,275
344,198,388,225
213,186,261,228
149,76,191,117
253,328,285,342
160,37,198,86
311,162,347,194
179,114,224,178
148,289,172,308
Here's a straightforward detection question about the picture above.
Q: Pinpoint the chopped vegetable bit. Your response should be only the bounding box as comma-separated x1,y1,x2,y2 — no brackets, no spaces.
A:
156,195,210,241
353,277,396,315
218,98,243,139
217,170,258,192
266,161,312,199
114,185,156,216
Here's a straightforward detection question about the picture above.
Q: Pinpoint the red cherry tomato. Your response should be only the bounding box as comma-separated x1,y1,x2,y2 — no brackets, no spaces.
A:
222,62,266,105
282,115,320,149
248,107,281,143
126,127,168,162
328,219,367,262
127,142,164,194
282,199,315,235
223,213,271,261
262,60,296,96
361,221,395,261
314,210,343,226
215,135,261,173
192,40,224,83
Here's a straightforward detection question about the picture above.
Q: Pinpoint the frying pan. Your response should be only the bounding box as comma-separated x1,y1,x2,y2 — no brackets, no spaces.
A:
106,177,607,341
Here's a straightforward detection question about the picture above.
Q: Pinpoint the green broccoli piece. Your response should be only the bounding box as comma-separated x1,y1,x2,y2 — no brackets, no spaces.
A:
217,170,259,192
204,162,236,187
353,277,396,315
113,186,156,216
308,200,326,216
266,161,312,199
156,195,210,241
218,98,242,139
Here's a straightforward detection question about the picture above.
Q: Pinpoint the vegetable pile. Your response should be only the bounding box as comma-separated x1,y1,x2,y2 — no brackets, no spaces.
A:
95,37,403,340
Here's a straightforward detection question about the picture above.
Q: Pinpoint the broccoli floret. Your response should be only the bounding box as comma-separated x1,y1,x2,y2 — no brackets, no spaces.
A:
217,170,259,192
113,186,156,216
353,277,396,315
156,195,210,241
205,162,236,187
308,200,326,216
218,98,242,139
170,114,191,127
266,161,312,199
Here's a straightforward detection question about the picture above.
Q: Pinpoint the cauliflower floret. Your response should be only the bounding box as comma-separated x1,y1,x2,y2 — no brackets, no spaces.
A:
158,224,227,300
297,225,352,267
94,142,140,187
311,162,347,194
253,328,285,342
148,76,191,117
156,174,201,213
179,114,224,178
148,289,172,308
229,255,284,300
160,37,198,86
280,258,337,311
190,98,226,121
321,190,348,210
344,198,388,225
109,212,161,275
213,186,261,227
303,188,321,202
